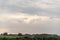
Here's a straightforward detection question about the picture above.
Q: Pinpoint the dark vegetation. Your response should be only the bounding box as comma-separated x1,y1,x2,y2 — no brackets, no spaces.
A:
0,32,60,40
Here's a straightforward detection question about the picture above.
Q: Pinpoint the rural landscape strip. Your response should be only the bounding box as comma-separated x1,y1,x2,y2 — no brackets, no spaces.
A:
0,32,59,40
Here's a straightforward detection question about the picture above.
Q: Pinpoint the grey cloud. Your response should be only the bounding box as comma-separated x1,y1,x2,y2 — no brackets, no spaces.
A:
0,0,60,16
0,0,60,34
5,20,60,34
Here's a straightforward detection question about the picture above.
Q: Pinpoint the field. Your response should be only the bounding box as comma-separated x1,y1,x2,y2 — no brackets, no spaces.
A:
0,36,20,38
0,35,59,40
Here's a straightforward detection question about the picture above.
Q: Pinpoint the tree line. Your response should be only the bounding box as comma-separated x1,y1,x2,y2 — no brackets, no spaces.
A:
0,32,22,36
0,32,60,40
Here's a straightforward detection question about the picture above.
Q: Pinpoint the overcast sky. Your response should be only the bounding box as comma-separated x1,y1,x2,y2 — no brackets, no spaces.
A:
0,0,60,34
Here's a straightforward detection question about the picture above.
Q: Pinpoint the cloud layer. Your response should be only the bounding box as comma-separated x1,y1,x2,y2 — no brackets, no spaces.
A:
0,0,60,16
0,12,60,34
0,0,60,34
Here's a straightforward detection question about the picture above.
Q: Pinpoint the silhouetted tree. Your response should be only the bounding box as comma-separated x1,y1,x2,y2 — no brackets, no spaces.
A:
18,33,22,36
3,32,8,36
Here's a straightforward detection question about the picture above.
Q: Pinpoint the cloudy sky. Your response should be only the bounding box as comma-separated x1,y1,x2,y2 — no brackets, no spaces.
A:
0,0,60,34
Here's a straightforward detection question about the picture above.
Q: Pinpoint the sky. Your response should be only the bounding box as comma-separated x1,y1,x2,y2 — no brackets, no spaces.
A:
0,0,60,34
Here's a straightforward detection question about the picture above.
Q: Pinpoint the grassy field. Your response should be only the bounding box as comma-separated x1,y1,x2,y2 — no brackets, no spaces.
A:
0,36,20,38
0,35,59,40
